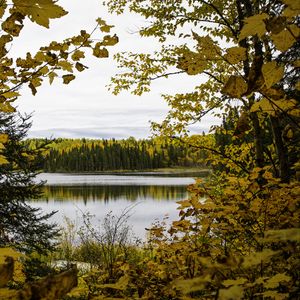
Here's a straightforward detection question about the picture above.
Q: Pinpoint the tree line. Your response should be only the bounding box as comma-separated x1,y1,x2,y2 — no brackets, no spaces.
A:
27,136,210,172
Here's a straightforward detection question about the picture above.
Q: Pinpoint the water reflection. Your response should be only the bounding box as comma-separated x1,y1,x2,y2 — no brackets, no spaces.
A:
40,185,188,204
29,174,195,239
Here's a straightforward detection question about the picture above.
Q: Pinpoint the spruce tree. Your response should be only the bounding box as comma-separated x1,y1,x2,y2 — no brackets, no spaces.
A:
0,112,58,254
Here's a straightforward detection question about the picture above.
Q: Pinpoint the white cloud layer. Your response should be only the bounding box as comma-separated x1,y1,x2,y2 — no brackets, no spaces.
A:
13,0,219,139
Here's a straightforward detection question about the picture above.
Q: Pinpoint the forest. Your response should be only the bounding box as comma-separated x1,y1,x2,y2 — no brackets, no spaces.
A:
0,0,299,299
28,136,209,172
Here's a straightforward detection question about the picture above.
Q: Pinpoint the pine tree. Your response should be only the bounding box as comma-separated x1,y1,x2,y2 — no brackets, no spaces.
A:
0,112,58,254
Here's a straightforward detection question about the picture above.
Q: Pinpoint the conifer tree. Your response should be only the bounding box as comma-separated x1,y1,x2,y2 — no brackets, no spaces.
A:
0,112,58,254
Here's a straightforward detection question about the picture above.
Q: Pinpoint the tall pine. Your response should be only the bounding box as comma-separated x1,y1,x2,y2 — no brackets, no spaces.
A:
0,112,58,254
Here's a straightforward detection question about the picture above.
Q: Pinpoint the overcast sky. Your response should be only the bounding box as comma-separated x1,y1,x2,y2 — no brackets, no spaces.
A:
14,0,217,139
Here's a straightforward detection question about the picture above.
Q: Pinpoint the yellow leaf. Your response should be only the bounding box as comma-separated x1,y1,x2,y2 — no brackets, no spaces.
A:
48,71,58,84
75,62,87,72
265,273,291,289
93,46,109,58
219,285,244,300
262,61,284,89
58,60,73,72
1,91,20,99
282,0,300,10
38,65,49,76
1,12,24,37
0,154,9,165
271,29,297,52
224,47,247,64
222,278,248,287
0,2,7,19
13,0,68,28
222,76,248,98
295,81,300,90
174,275,211,294
239,13,269,40
96,17,114,32
0,134,8,143
34,51,47,62
102,34,119,46
71,50,85,61
242,249,277,268
260,87,285,100
263,228,300,242
176,199,191,208
250,98,296,115
282,0,300,18
62,74,75,84
0,101,15,113
101,25,114,33
286,128,293,139
257,291,288,300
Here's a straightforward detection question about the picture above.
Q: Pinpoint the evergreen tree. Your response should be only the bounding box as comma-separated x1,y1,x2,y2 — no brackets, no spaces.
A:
0,112,58,254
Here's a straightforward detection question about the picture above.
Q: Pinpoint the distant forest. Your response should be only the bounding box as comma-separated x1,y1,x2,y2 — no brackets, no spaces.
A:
28,136,210,172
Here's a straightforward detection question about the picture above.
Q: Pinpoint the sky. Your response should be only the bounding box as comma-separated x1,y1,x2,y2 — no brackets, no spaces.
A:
14,0,217,139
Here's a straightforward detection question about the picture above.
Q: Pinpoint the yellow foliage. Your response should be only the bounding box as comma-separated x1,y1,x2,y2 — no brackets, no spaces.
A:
224,47,247,64
219,285,244,300
13,0,68,28
261,61,284,89
239,13,269,40
221,76,248,99
271,28,298,52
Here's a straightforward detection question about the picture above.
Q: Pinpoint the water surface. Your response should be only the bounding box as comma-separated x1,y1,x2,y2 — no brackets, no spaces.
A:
31,173,195,239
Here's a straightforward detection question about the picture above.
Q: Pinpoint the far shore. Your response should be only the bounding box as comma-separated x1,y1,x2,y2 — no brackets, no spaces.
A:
40,167,211,177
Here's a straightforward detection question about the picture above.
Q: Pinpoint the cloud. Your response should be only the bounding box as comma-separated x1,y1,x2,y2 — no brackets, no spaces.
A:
28,126,152,139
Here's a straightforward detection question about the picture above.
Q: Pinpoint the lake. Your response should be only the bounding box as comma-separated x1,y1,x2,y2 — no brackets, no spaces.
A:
30,173,196,239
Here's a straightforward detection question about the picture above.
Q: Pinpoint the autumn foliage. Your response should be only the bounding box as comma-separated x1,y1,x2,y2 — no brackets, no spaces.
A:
0,0,299,299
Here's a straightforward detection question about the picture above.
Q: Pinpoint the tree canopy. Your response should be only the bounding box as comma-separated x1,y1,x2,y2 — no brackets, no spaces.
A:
105,0,299,183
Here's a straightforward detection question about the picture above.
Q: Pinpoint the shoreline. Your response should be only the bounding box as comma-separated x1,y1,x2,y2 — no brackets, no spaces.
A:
39,167,211,177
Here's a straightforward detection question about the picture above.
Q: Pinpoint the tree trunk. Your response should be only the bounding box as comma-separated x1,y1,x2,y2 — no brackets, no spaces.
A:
270,116,290,183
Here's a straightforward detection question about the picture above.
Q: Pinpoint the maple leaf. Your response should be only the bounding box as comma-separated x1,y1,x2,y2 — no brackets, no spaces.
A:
13,0,68,28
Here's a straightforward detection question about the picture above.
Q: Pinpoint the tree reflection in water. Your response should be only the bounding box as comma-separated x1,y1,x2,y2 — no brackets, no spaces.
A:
39,185,189,204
